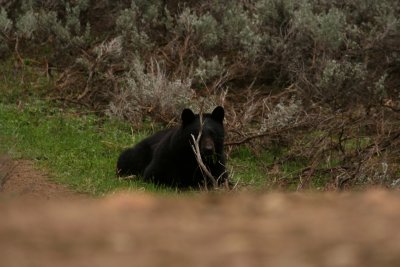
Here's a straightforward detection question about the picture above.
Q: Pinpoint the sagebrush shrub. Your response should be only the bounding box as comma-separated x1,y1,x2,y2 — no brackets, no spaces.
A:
0,8,12,56
192,12,220,49
316,59,367,107
293,4,346,50
221,4,262,60
16,10,37,39
107,57,226,125
0,8,12,34
4,0,91,58
193,56,227,87
2,0,399,119
108,59,192,124
263,98,303,130
116,4,152,53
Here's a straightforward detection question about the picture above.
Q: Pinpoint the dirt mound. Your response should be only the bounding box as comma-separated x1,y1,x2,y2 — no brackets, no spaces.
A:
1,191,400,267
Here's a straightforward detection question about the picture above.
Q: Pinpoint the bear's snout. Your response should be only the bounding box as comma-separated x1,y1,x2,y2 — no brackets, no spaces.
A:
200,137,215,156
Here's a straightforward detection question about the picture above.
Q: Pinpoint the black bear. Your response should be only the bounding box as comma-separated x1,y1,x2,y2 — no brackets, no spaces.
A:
116,106,227,188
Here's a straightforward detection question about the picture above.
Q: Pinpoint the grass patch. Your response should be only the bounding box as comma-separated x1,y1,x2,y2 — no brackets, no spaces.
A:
228,147,270,188
0,60,177,195
0,99,177,195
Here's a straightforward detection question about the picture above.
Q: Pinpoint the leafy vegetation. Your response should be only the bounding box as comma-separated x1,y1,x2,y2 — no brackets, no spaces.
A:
1,0,399,192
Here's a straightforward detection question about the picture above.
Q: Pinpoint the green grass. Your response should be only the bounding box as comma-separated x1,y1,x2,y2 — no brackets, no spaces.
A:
228,147,271,188
0,59,176,195
0,99,177,195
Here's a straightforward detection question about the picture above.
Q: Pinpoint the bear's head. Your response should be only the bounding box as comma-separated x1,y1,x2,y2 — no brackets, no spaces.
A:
181,106,225,158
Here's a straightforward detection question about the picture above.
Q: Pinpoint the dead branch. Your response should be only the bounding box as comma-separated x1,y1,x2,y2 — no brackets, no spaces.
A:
225,120,309,146
14,36,24,66
190,112,218,190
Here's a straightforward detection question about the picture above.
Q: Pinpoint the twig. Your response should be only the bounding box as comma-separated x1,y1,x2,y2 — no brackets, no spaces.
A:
225,131,272,146
49,96,91,108
14,36,24,66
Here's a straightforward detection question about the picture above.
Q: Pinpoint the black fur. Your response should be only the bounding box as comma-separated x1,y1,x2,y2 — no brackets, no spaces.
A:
116,106,227,188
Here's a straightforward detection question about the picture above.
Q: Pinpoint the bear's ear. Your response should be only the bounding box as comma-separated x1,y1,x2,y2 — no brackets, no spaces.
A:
211,106,224,123
181,108,196,126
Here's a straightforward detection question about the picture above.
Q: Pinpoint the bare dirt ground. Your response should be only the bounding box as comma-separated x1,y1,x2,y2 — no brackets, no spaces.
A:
1,156,400,267
0,156,77,200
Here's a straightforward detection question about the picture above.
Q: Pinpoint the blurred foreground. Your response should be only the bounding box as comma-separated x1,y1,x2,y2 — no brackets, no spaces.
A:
1,190,400,267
